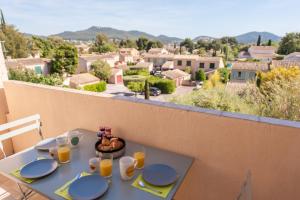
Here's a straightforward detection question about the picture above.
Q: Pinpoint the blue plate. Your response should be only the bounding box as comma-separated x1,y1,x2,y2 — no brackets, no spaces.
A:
69,175,109,200
20,159,58,179
142,164,178,186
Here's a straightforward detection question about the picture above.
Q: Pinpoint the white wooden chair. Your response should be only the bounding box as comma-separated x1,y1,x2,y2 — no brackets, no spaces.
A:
0,114,44,199
0,114,44,158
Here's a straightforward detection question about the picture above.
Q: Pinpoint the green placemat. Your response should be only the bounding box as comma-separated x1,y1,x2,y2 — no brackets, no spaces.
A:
54,171,90,200
10,157,46,183
132,174,174,198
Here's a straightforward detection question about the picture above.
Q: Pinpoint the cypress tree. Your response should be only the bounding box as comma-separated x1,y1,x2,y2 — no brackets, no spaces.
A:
257,35,261,46
144,79,150,100
267,39,272,46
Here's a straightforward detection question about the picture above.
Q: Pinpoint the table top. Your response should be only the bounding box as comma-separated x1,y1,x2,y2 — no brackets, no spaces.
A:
0,129,193,200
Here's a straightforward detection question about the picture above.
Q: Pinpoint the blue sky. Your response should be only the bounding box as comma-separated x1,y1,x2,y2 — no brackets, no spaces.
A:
1,0,300,38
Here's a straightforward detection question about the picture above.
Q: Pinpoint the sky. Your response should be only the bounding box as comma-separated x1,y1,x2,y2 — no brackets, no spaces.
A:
1,0,300,38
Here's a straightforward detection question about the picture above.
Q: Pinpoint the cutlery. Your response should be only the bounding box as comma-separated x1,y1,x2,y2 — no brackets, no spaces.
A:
138,180,162,194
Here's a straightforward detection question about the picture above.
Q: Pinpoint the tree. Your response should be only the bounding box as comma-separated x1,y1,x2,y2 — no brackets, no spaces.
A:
136,37,149,51
218,68,229,83
195,69,206,82
144,79,150,100
0,9,6,30
90,60,112,82
146,40,163,51
119,39,137,48
0,25,29,58
267,39,272,46
211,39,222,56
51,44,78,75
90,33,116,53
180,38,194,53
220,37,238,46
278,33,300,55
257,35,261,46
203,71,221,89
127,81,145,96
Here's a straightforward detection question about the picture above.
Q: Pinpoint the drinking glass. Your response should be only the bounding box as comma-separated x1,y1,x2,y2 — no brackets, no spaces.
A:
99,153,113,178
89,157,99,173
49,146,58,160
133,146,146,169
119,156,137,180
56,136,71,164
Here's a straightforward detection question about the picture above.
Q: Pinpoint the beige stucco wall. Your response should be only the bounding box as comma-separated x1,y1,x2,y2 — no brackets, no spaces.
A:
0,88,14,158
3,80,300,200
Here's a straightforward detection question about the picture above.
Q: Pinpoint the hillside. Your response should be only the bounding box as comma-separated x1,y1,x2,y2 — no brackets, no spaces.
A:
193,36,215,42
49,27,281,45
235,31,281,44
52,26,182,44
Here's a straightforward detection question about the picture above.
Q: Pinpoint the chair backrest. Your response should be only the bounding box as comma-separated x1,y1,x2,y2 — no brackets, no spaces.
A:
0,114,43,158
236,170,252,200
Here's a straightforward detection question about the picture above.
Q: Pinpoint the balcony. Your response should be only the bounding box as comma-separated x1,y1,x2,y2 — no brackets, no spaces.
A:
0,80,300,200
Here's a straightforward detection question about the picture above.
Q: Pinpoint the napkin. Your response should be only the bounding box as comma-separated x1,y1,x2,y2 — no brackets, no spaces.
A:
132,174,174,198
54,171,90,200
10,157,46,183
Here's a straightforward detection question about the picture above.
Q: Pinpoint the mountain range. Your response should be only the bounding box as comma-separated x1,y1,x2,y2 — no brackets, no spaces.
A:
49,26,281,44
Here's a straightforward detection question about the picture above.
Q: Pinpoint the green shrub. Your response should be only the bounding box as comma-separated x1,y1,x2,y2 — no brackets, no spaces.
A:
123,75,147,86
148,76,175,94
127,81,145,96
8,68,63,86
124,69,150,76
83,81,107,92
195,69,206,81
218,68,230,83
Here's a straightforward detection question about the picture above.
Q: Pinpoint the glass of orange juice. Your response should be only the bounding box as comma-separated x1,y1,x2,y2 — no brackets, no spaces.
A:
133,146,146,169
99,153,113,178
56,136,71,164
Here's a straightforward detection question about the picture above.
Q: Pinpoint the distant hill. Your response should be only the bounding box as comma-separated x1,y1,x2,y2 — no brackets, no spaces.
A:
235,31,281,44
35,27,281,45
52,26,182,44
193,36,215,42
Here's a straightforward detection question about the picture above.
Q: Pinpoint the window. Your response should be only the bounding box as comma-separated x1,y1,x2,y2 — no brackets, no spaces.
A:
238,71,242,78
199,63,205,68
35,66,42,74
177,60,182,66
209,63,215,69
187,60,192,66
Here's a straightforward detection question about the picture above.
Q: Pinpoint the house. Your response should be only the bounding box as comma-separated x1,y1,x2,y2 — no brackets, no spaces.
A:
284,52,300,62
143,53,175,68
271,60,300,68
174,55,224,79
108,68,123,84
5,58,51,75
130,62,154,72
247,46,277,62
230,62,269,82
162,61,174,71
119,48,140,63
69,73,100,88
78,53,119,73
173,55,199,71
148,48,169,54
162,69,191,87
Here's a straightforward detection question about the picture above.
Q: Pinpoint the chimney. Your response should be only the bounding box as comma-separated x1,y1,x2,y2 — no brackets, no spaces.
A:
0,41,8,88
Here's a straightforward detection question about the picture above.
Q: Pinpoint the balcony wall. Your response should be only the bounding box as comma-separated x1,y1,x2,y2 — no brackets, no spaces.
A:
3,80,300,200
0,88,13,158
